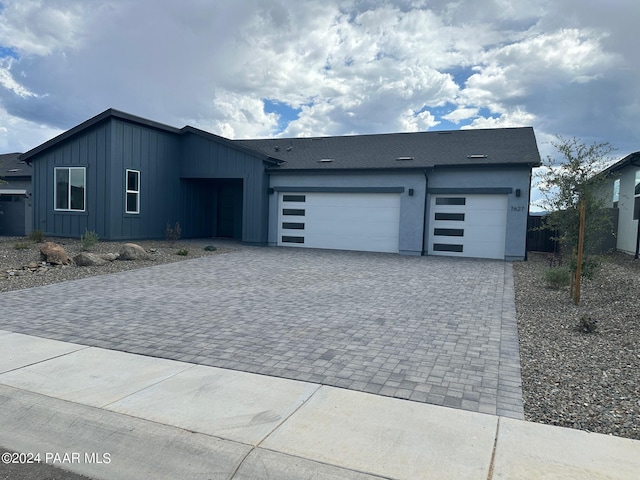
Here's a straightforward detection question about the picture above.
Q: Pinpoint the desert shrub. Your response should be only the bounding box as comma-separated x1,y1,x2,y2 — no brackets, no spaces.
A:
204,245,217,252
28,229,44,243
13,241,29,250
576,315,598,333
80,229,99,251
176,248,189,256
166,222,182,245
544,267,571,289
570,255,602,280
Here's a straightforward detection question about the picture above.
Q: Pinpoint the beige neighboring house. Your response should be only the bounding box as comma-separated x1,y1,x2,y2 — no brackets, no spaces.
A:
0,152,32,236
601,151,640,257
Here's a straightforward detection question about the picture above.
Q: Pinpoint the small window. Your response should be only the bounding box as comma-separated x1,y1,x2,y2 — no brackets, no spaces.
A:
433,243,463,252
283,194,306,202
434,228,464,237
612,179,620,204
282,236,304,243
282,222,305,230
126,169,140,214
283,208,305,216
435,212,465,221
55,167,85,211
436,197,466,206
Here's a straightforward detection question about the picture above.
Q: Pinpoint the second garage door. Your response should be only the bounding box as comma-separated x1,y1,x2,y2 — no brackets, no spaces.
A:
428,194,507,259
277,192,401,253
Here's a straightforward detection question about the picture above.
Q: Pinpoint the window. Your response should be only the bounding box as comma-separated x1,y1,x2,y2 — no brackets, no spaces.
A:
435,197,466,206
612,178,620,207
55,167,85,211
283,208,305,216
434,228,464,237
282,236,304,243
283,194,305,202
282,222,305,230
126,169,140,214
433,243,463,252
435,212,465,221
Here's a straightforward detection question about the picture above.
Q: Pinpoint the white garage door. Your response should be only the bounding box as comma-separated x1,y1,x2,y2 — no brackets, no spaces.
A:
428,194,507,259
277,192,400,253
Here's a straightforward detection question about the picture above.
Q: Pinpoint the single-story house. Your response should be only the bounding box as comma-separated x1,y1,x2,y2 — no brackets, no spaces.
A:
600,151,640,256
20,108,541,260
0,152,32,236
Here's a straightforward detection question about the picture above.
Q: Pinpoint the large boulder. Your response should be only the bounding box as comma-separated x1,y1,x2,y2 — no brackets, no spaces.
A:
73,252,107,267
40,242,70,265
118,243,149,261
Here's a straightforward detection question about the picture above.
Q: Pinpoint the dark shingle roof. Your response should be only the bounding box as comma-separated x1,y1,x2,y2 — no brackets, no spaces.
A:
599,151,640,177
0,153,30,177
236,127,541,171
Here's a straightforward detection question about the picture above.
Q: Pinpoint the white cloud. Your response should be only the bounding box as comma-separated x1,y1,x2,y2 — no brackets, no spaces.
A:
0,0,636,162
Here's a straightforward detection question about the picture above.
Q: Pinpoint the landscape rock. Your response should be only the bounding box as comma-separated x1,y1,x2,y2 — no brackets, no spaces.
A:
73,252,107,267
118,243,149,261
100,253,119,262
40,242,70,265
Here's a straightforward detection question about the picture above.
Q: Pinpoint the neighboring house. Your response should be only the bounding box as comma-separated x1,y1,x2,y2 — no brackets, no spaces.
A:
600,151,640,256
0,152,32,236
20,108,541,260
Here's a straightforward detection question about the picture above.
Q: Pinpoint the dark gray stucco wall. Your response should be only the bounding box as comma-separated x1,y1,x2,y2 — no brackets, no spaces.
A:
180,133,269,245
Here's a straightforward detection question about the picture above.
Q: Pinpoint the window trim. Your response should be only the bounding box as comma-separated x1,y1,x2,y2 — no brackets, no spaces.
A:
125,169,140,214
54,166,86,212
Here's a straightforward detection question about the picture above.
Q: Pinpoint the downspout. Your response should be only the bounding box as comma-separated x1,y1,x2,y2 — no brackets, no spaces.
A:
635,214,639,260
422,170,429,256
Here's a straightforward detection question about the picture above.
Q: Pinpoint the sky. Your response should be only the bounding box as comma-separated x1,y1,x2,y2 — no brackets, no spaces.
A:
0,0,638,210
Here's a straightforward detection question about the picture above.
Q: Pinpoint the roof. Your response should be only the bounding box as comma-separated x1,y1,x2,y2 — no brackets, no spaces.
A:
236,127,541,171
19,109,281,165
599,151,640,177
0,152,30,178
18,108,540,172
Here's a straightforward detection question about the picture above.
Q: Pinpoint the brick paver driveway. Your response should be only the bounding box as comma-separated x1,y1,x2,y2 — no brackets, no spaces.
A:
0,246,523,418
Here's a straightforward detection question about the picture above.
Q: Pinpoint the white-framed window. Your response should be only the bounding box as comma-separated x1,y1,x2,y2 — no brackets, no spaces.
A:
126,169,140,214
612,178,620,207
54,167,85,211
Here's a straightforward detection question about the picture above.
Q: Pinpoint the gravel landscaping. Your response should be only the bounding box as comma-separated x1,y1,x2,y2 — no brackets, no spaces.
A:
1,235,638,440
515,251,640,440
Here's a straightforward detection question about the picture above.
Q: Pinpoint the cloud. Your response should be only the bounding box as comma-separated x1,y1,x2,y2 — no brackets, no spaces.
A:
0,0,636,163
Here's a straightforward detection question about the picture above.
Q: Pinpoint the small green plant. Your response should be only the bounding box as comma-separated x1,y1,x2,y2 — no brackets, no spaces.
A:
27,229,44,243
176,248,189,256
166,222,182,245
80,229,99,251
570,255,601,280
576,315,598,333
204,245,217,252
13,241,29,250
544,266,571,289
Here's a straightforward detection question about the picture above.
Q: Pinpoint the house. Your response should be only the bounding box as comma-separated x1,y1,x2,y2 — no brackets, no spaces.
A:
20,109,541,260
0,152,32,236
600,151,640,256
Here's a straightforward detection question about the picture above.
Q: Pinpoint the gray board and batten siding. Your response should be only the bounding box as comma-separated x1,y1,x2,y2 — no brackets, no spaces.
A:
21,110,275,244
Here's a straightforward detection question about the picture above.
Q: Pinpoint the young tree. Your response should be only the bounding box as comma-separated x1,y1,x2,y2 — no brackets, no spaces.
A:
538,136,616,267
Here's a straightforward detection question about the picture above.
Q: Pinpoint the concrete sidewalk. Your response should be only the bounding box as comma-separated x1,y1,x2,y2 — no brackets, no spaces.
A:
0,331,638,480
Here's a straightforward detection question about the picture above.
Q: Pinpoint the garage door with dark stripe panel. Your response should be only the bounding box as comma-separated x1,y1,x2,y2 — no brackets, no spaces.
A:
277,192,401,253
428,194,507,259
